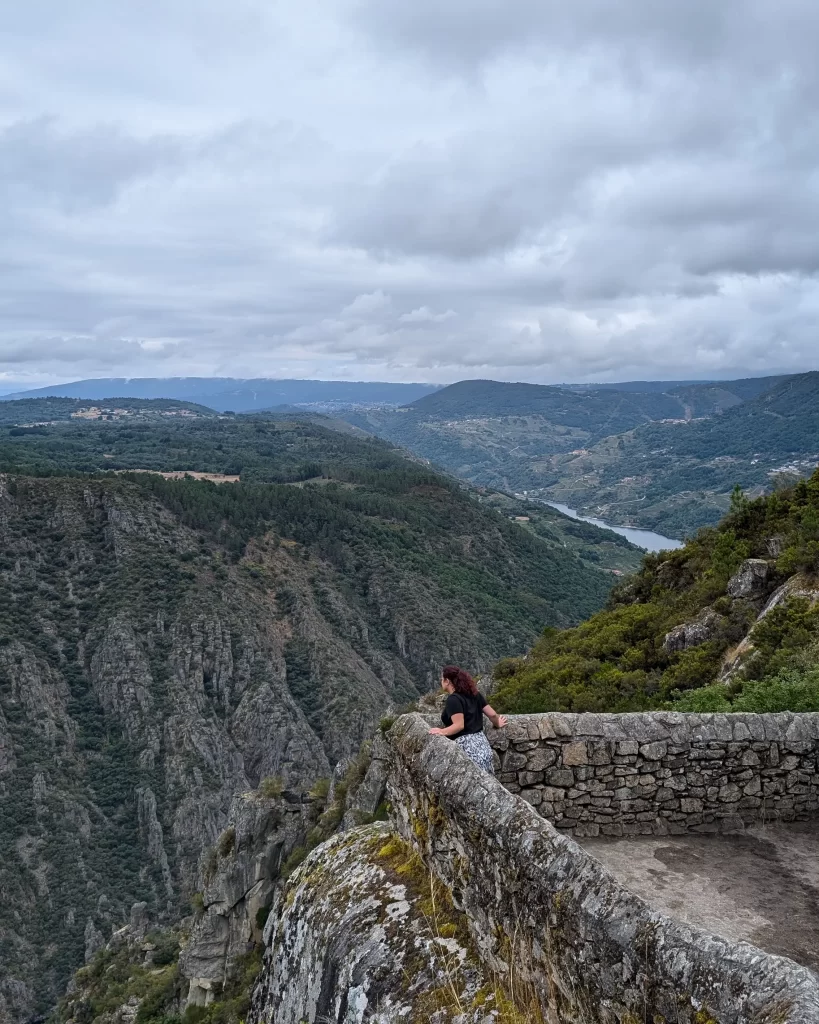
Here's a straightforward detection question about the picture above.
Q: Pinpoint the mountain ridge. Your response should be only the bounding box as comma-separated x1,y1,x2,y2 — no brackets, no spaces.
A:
1,378,440,413
343,371,816,538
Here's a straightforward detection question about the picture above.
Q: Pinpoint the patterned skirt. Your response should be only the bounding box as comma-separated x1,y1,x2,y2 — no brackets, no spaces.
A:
454,731,495,774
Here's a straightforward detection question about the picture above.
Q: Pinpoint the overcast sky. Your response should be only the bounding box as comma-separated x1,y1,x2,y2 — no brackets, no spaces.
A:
2,1,819,388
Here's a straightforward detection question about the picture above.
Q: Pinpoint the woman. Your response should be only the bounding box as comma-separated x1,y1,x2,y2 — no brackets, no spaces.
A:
429,665,507,773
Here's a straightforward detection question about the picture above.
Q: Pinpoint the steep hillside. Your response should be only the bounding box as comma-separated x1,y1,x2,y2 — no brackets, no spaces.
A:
0,411,639,578
346,373,815,539
540,371,819,537
669,374,791,416
0,397,215,426
493,472,819,716
407,379,685,425
0,417,627,1017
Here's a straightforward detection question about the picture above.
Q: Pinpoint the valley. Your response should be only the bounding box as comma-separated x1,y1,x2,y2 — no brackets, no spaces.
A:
0,386,817,1024
0,406,634,1019
345,372,819,540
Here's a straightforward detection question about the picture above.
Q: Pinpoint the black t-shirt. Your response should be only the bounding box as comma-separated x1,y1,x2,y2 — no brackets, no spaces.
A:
442,691,487,738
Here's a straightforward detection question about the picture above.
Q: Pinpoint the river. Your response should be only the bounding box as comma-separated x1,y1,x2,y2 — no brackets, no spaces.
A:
543,501,684,552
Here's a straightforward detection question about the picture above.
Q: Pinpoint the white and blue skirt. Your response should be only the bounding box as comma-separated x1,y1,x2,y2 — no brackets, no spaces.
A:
454,731,494,774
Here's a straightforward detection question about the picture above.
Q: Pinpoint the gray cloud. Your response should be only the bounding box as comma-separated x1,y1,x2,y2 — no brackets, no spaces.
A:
1,0,819,388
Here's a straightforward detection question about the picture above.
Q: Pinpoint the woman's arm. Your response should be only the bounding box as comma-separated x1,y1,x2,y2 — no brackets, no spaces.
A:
482,704,508,729
429,713,464,737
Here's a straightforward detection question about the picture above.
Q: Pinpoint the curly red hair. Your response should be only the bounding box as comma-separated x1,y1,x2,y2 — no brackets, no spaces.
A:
442,665,477,696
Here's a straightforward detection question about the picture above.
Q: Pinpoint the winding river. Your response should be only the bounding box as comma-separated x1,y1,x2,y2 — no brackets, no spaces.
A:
543,501,684,552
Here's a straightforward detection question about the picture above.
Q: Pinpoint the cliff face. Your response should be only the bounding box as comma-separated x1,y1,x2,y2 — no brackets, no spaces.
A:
179,788,315,1006
0,477,332,1017
249,824,504,1024
0,471,589,1021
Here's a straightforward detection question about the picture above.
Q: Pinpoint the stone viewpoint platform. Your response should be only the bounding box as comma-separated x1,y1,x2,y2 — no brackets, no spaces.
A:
385,711,819,1024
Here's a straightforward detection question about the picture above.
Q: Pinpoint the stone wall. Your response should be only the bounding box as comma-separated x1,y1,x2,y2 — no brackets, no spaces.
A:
386,712,819,1024
486,710,819,838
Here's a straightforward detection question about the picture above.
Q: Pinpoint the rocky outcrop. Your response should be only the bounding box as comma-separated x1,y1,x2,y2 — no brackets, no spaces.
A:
727,557,771,599
385,712,819,1024
663,606,719,652
720,572,819,680
250,823,498,1024
340,733,390,830
180,790,313,1006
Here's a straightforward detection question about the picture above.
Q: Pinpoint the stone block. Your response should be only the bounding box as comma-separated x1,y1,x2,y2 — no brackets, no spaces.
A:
537,718,557,740
518,771,544,787
589,740,614,765
680,797,704,813
615,740,639,757
562,741,590,766
519,789,542,806
718,814,746,834
525,747,558,771
639,741,667,761
546,769,574,788
502,752,528,772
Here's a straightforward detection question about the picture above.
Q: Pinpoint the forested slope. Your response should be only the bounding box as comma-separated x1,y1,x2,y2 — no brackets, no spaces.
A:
542,371,819,536
493,472,819,716
0,416,625,1018
345,373,818,538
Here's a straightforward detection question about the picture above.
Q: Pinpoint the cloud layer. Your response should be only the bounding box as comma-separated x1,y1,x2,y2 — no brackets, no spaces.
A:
1,0,819,387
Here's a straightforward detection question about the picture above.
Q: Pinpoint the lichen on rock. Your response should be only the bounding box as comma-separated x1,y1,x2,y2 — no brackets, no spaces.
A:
250,823,509,1024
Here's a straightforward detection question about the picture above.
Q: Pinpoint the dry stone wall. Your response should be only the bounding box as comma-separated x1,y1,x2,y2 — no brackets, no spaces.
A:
487,710,819,838
386,712,819,1024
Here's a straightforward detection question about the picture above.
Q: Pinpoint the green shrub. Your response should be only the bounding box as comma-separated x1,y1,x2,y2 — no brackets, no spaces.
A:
258,776,284,799
671,684,732,712
308,777,330,802
673,668,819,713
202,846,218,882
150,933,180,967
732,669,819,713
217,827,235,858
280,845,308,879
254,903,272,931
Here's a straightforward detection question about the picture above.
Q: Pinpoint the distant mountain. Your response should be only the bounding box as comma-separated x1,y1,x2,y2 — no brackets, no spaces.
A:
536,371,819,536
667,375,792,416
2,377,440,413
344,372,814,538
0,396,215,425
567,379,713,394
406,378,685,428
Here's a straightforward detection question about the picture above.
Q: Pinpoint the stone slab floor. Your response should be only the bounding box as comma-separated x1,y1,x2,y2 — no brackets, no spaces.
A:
581,821,819,971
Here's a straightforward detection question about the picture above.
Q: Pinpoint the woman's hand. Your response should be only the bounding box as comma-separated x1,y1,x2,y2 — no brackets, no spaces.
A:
496,714,508,728
428,727,446,735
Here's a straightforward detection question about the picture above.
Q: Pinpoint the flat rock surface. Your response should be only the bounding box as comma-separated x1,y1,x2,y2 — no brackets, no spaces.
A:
581,820,819,971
